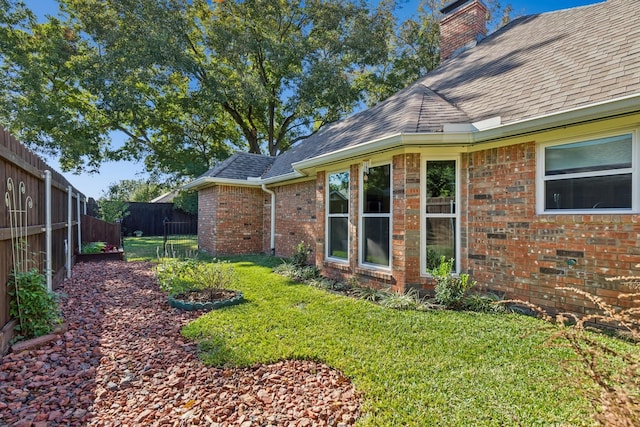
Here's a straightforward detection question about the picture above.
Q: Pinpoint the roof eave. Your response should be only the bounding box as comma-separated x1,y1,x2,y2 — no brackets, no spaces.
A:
182,176,263,190
292,93,640,173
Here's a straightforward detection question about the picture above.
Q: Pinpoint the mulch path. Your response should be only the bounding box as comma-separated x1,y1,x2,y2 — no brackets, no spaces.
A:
0,261,361,426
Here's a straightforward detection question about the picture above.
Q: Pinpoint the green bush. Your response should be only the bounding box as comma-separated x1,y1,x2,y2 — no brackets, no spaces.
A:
81,241,106,254
463,292,508,313
430,256,476,309
291,241,313,267
156,258,238,298
8,269,61,340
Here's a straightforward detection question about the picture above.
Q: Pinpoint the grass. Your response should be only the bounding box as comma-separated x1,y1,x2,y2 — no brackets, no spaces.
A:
123,236,198,261
120,240,634,425
179,255,606,426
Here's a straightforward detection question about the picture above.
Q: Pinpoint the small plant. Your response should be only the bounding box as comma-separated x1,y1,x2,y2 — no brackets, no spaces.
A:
353,285,387,302
8,268,61,341
156,257,201,295
379,288,429,311
463,292,509,313
81,241,106,254
156,257,238,300
196,260,238,300
273,260,319,282
291,241,313,267
430,256,476,309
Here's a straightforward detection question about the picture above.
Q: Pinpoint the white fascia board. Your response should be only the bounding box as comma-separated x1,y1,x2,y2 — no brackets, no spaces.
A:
183,176,263,190
472,93,640,142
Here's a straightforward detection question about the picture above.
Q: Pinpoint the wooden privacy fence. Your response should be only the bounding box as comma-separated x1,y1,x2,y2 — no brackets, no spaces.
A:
81,214,122,248
0,126,110,354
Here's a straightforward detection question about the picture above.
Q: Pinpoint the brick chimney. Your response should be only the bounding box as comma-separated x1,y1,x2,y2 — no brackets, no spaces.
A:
440,0,488,62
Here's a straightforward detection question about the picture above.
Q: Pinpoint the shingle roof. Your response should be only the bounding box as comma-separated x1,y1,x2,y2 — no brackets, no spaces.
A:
200,0,640,182
202,151,275,180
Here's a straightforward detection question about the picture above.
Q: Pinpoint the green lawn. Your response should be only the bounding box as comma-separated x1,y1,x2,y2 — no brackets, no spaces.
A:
123,236,198,261
178,255,601,426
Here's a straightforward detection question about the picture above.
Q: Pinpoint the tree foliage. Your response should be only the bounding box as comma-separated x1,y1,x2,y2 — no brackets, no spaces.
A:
99,179,169,202
0,0,512,178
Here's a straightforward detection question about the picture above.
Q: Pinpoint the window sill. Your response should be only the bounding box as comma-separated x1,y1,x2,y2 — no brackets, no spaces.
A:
324,260,351,272
355,266,393,281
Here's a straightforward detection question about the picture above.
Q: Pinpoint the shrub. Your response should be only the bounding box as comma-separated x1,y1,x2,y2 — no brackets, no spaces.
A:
157,258,238,299
430,256,476,309
463,292,509,313
379,288,433,311
353,285,387,302
8,269,61,341
81,241,106,254
291,241,313,267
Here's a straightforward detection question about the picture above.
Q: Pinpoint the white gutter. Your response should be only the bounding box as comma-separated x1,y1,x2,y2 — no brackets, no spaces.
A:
183,176,264,190
261,184,276,256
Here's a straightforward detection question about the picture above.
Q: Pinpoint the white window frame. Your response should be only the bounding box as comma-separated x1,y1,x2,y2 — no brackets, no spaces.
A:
359,162,393,270
326,170,350,263
421,156,461,275
536,130,639,214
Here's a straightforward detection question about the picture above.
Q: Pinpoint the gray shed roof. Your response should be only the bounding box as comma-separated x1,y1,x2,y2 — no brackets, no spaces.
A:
199,0,640,183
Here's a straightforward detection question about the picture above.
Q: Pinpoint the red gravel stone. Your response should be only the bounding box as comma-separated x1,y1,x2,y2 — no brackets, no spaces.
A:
0,261,361,426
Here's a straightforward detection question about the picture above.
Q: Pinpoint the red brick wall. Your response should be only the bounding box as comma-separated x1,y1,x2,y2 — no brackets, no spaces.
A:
272,180,317,259
198,185,264,255
440,0,488,61
464,142,640,314
392,153,422,289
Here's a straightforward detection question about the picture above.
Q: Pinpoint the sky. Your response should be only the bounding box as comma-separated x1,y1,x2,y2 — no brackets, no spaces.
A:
20,0,604,200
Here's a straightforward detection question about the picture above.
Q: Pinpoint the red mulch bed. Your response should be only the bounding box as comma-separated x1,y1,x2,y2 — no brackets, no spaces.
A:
0,261,361,426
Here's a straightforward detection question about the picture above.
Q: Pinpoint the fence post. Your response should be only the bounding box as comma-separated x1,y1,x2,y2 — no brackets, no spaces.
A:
67,185,73,279
76,192,82,255
45,171,53,292
163,217,168,256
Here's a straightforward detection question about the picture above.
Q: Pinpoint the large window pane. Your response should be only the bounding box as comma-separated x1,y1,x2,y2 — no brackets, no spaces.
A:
545,134,632,175
364,164,390,213
329,172,349,214
363,217,390,266
426,160,456,214
426,217,456,271
327,171,349,261
545,174,632,210
328,217,348,259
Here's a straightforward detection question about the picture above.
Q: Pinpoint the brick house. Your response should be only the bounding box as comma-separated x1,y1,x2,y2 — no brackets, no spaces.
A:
186,0,640,314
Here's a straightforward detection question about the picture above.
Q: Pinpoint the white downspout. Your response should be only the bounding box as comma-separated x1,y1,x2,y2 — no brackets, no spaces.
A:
67,186,73,279
44,171,52,292
261,184,276,256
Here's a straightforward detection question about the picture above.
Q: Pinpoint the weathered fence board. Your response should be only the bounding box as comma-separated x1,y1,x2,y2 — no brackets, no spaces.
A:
81,214,122,248
0,125,100,355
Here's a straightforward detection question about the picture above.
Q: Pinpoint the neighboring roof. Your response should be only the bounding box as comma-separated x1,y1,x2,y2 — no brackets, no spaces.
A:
194,0,640,185
150,190,179,203
201,151,275,180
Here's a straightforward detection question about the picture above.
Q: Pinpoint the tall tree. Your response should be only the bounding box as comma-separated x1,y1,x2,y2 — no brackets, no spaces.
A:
1,0,510,175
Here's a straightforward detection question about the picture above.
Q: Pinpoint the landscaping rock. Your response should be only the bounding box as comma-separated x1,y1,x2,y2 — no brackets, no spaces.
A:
0,261,361,426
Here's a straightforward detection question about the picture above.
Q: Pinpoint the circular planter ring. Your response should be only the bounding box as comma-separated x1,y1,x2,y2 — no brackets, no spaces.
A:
168,291,244,311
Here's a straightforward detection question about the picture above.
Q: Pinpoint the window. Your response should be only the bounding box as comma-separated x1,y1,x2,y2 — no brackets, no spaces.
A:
327,171,349,260
423,159,458,273
360,164,391,267
541,133,635,212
